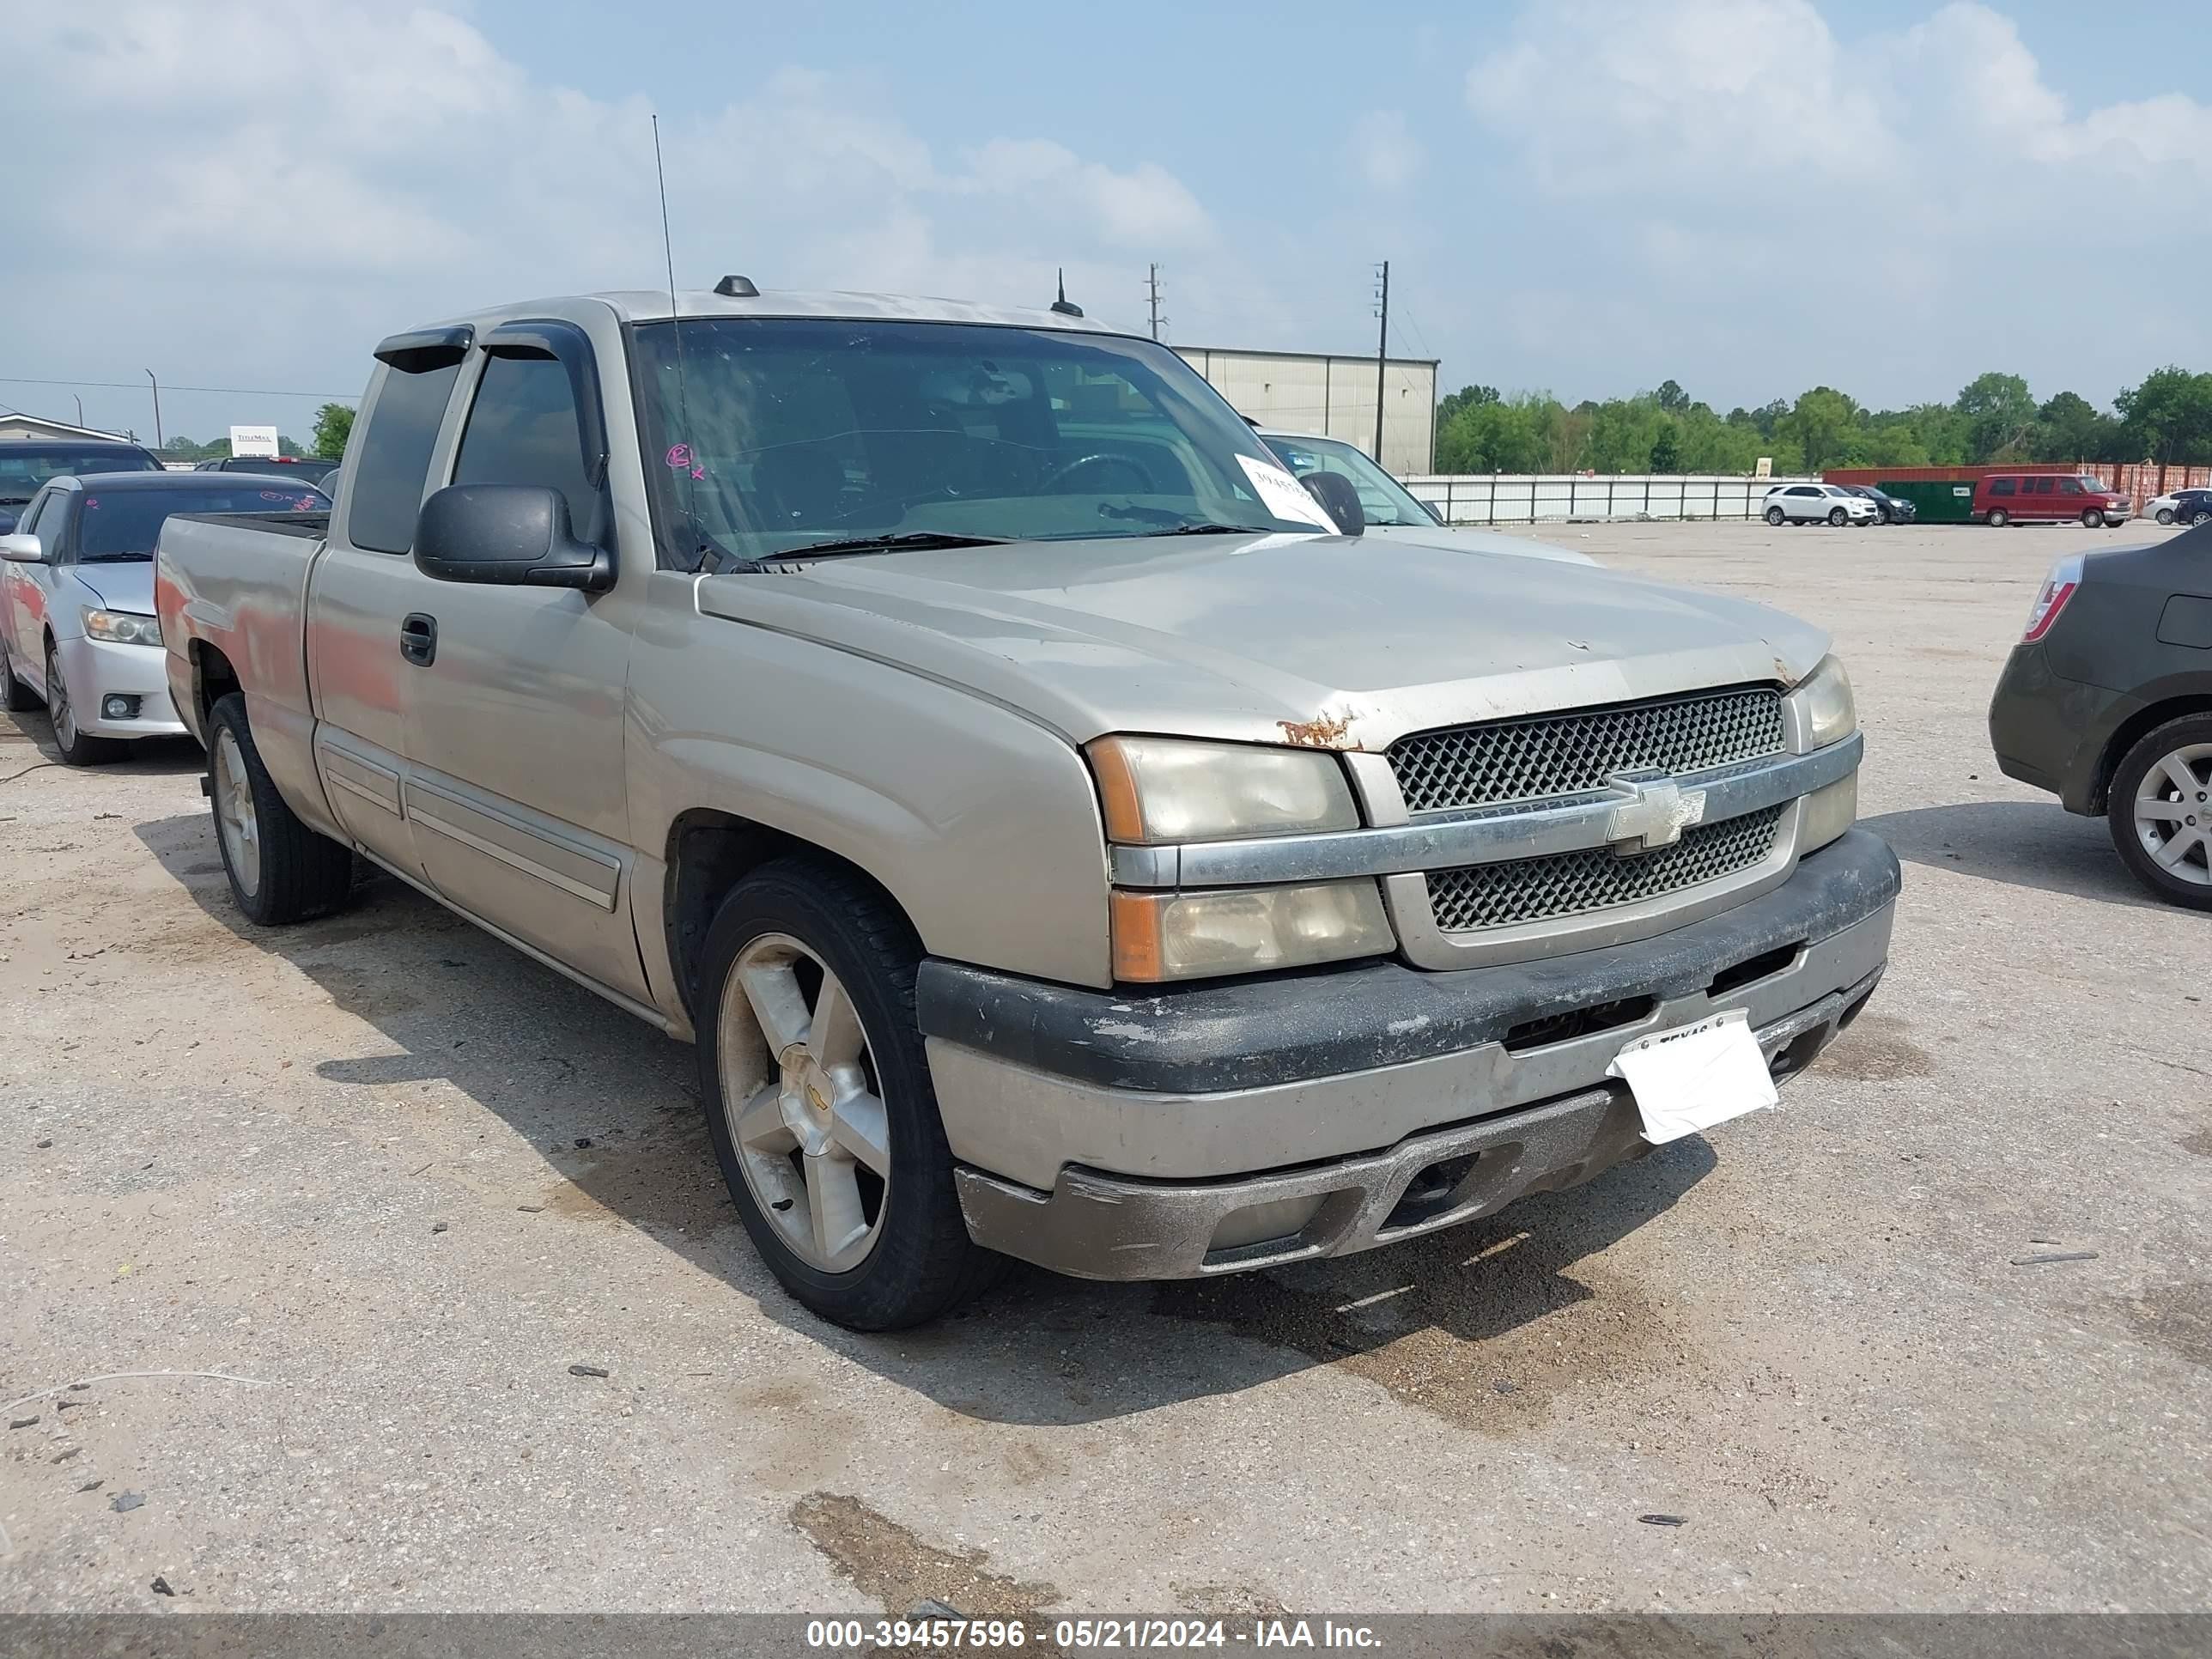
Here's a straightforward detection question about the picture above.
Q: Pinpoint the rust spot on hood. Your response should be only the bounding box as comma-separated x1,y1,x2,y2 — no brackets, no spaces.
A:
1278,710,1358,750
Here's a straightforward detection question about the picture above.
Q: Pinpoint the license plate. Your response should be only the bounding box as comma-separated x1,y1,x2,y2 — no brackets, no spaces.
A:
1607,1009,1779,1146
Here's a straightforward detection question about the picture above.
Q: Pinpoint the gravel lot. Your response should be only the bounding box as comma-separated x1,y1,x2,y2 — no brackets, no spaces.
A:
3,519,2206,1615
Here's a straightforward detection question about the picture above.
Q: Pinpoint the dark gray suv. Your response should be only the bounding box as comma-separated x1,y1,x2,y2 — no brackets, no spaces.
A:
1989,525,2212,907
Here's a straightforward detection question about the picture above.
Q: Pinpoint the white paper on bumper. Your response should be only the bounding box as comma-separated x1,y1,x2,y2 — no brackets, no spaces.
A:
1607,1009,1779,1145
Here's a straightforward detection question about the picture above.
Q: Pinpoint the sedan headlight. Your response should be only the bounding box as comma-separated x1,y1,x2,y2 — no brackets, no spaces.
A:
82,607,163,647
1110,881,1394,981
1792,655,1856,748
1087,735,1359,843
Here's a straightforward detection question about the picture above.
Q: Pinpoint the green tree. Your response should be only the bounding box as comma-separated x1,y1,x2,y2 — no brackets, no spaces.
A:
1435,393,1553,473
1954,372,2038,462
1648,422,1683,473
311,402,356,460
1780,387,1858,474
1653,379,1690,414
2116,367,2212,464
2033,391,2123,463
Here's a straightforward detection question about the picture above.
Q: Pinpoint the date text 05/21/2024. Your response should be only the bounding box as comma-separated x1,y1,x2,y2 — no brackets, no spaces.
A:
803,1617,1383,1650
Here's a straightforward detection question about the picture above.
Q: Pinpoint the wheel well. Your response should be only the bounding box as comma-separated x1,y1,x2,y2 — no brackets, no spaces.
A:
189,641,241,733
2094,695,2212,813
662,811,904,1020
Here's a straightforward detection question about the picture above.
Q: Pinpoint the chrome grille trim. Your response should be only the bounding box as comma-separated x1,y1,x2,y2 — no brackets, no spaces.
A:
1425,806,1786,933
1389,686,1786,817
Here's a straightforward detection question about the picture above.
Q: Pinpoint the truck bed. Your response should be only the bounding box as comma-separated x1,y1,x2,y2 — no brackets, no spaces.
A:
155,510,329,752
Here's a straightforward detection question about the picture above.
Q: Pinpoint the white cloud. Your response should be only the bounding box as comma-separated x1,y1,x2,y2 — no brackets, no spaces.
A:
1347,111,1424,192
0,3,1220,437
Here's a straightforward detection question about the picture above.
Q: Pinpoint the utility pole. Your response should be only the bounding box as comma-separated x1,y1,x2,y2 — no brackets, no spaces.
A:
144,369,164,450
1372,260,1390,464
73,395,84,427
1146,264,1167,341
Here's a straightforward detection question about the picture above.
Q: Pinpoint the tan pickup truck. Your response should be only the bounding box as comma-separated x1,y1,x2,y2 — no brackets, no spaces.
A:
155,283,1896,1329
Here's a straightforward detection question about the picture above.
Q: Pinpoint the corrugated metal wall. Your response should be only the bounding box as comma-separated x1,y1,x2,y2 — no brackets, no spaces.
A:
1174,347,1438,476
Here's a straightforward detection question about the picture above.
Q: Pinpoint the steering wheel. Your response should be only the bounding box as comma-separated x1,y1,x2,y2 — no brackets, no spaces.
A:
1037,452,1155,495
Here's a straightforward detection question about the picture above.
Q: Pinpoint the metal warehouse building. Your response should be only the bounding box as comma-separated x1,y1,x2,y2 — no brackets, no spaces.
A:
1172,346,1438,476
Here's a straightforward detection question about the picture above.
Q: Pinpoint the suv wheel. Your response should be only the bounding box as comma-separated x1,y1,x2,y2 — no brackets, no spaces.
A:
206,692,356,924
1765,506,1785,526
2081,508,2103,529
2110,717,2212,910
1987,507,2010,527
1826,507,1846,526
46,643,122,765
696,856,998,1330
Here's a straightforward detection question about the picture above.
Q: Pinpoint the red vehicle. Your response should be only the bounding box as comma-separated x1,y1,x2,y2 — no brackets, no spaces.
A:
1974,471,2131,528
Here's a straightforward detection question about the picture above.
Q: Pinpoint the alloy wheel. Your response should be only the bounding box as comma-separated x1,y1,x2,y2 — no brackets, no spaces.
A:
212,726,262,898
718,932,891,1273
2133,744,2212,889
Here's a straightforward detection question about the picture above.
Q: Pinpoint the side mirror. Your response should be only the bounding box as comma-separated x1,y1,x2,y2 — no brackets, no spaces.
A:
0,533,46,564
413,484,612,592
1300,471,1365,538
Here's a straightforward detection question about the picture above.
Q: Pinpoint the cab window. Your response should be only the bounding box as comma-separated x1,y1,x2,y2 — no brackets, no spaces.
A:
452,354,600,541
347,361,463,555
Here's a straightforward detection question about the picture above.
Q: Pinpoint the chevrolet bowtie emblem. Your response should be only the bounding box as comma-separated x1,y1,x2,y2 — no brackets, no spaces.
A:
1605,775,1707,854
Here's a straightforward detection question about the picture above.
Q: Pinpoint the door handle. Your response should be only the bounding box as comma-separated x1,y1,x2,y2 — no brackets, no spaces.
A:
399,612,438,667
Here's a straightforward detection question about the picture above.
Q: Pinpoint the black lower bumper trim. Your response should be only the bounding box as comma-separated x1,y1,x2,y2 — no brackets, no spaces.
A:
917,829,1900,1095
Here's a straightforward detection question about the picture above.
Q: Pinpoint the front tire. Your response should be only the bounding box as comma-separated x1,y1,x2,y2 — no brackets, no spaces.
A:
1765,506,1785,526
46,643,122,765
206,692,355,924
2109,715,2212,911
1827,507,1846,526
1987,507,2010,527
2081,508,2103,529
696,856,997,1330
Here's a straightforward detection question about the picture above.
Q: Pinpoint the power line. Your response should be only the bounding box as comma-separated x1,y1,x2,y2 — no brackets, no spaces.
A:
0,375,356,401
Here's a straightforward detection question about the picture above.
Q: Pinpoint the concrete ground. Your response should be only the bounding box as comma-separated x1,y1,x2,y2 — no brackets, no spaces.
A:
2,520,2205,1615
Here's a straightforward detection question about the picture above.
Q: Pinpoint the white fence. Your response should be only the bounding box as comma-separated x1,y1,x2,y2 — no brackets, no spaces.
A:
1401,473,1820,526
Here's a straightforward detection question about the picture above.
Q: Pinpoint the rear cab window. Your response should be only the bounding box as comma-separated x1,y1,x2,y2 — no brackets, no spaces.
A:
345,362,463,554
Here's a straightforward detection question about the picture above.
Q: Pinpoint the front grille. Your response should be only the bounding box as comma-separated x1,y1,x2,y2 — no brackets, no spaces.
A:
1425,806,1785,933
1389,686,1785,816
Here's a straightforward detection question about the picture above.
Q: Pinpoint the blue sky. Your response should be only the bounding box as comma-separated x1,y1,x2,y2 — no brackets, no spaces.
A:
7,0,2209,447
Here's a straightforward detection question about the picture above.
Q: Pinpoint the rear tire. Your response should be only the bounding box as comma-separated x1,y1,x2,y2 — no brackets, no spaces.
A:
206,691,356,925
696,855,999,1331
46,643,123,765
0,630,35,714
1987,507,2010,527
2108,715,2212,911
2156,508,2176,526
1765,506,1785,526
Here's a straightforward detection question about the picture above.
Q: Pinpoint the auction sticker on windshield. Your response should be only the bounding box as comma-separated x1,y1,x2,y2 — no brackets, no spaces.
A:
1237,453,1338,532
1607,1009,1778,1145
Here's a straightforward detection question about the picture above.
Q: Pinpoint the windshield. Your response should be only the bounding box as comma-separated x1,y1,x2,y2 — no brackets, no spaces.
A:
77,483,327,560
1262,434,1437,527
0,446,161,502
628,318,1336,564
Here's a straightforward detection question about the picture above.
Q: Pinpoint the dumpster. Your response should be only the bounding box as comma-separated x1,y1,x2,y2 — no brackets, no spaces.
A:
1880,478,1976,524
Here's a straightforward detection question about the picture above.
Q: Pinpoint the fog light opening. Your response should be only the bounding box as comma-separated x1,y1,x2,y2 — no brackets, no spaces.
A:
1382,1152,1482,1231
101,694,140,721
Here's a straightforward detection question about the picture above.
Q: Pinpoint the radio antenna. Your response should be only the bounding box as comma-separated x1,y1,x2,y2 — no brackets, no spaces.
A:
651,113,702,565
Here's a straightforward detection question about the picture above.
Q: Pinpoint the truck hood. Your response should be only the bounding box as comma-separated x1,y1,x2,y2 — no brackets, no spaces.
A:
696,530,1829,750
1364,523,1599,567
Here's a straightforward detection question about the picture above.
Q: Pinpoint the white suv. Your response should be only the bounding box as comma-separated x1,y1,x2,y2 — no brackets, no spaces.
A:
1765,483,1881,526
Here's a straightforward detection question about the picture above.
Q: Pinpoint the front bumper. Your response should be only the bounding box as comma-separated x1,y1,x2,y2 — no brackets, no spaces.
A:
55,635,188,739
920,830,1899,1279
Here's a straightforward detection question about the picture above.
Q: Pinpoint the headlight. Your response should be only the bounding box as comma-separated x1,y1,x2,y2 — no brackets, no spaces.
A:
82,608,163,647
1792,655,1856,748
1110,881,1393,981
1087,735,1359,843
1800,774,1856,853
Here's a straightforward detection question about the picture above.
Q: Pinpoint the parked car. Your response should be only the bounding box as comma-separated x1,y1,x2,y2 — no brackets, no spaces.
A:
1765,483,1880,526
155,283,1895,1331
194,455,340,485
0,471,327,762
1839,484,1916,525
2145,492,2181,526
0,439,165,534
1973,472,2130,527
2166,489,2212,528
1260,430,1595,566
1990,524,2212,907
